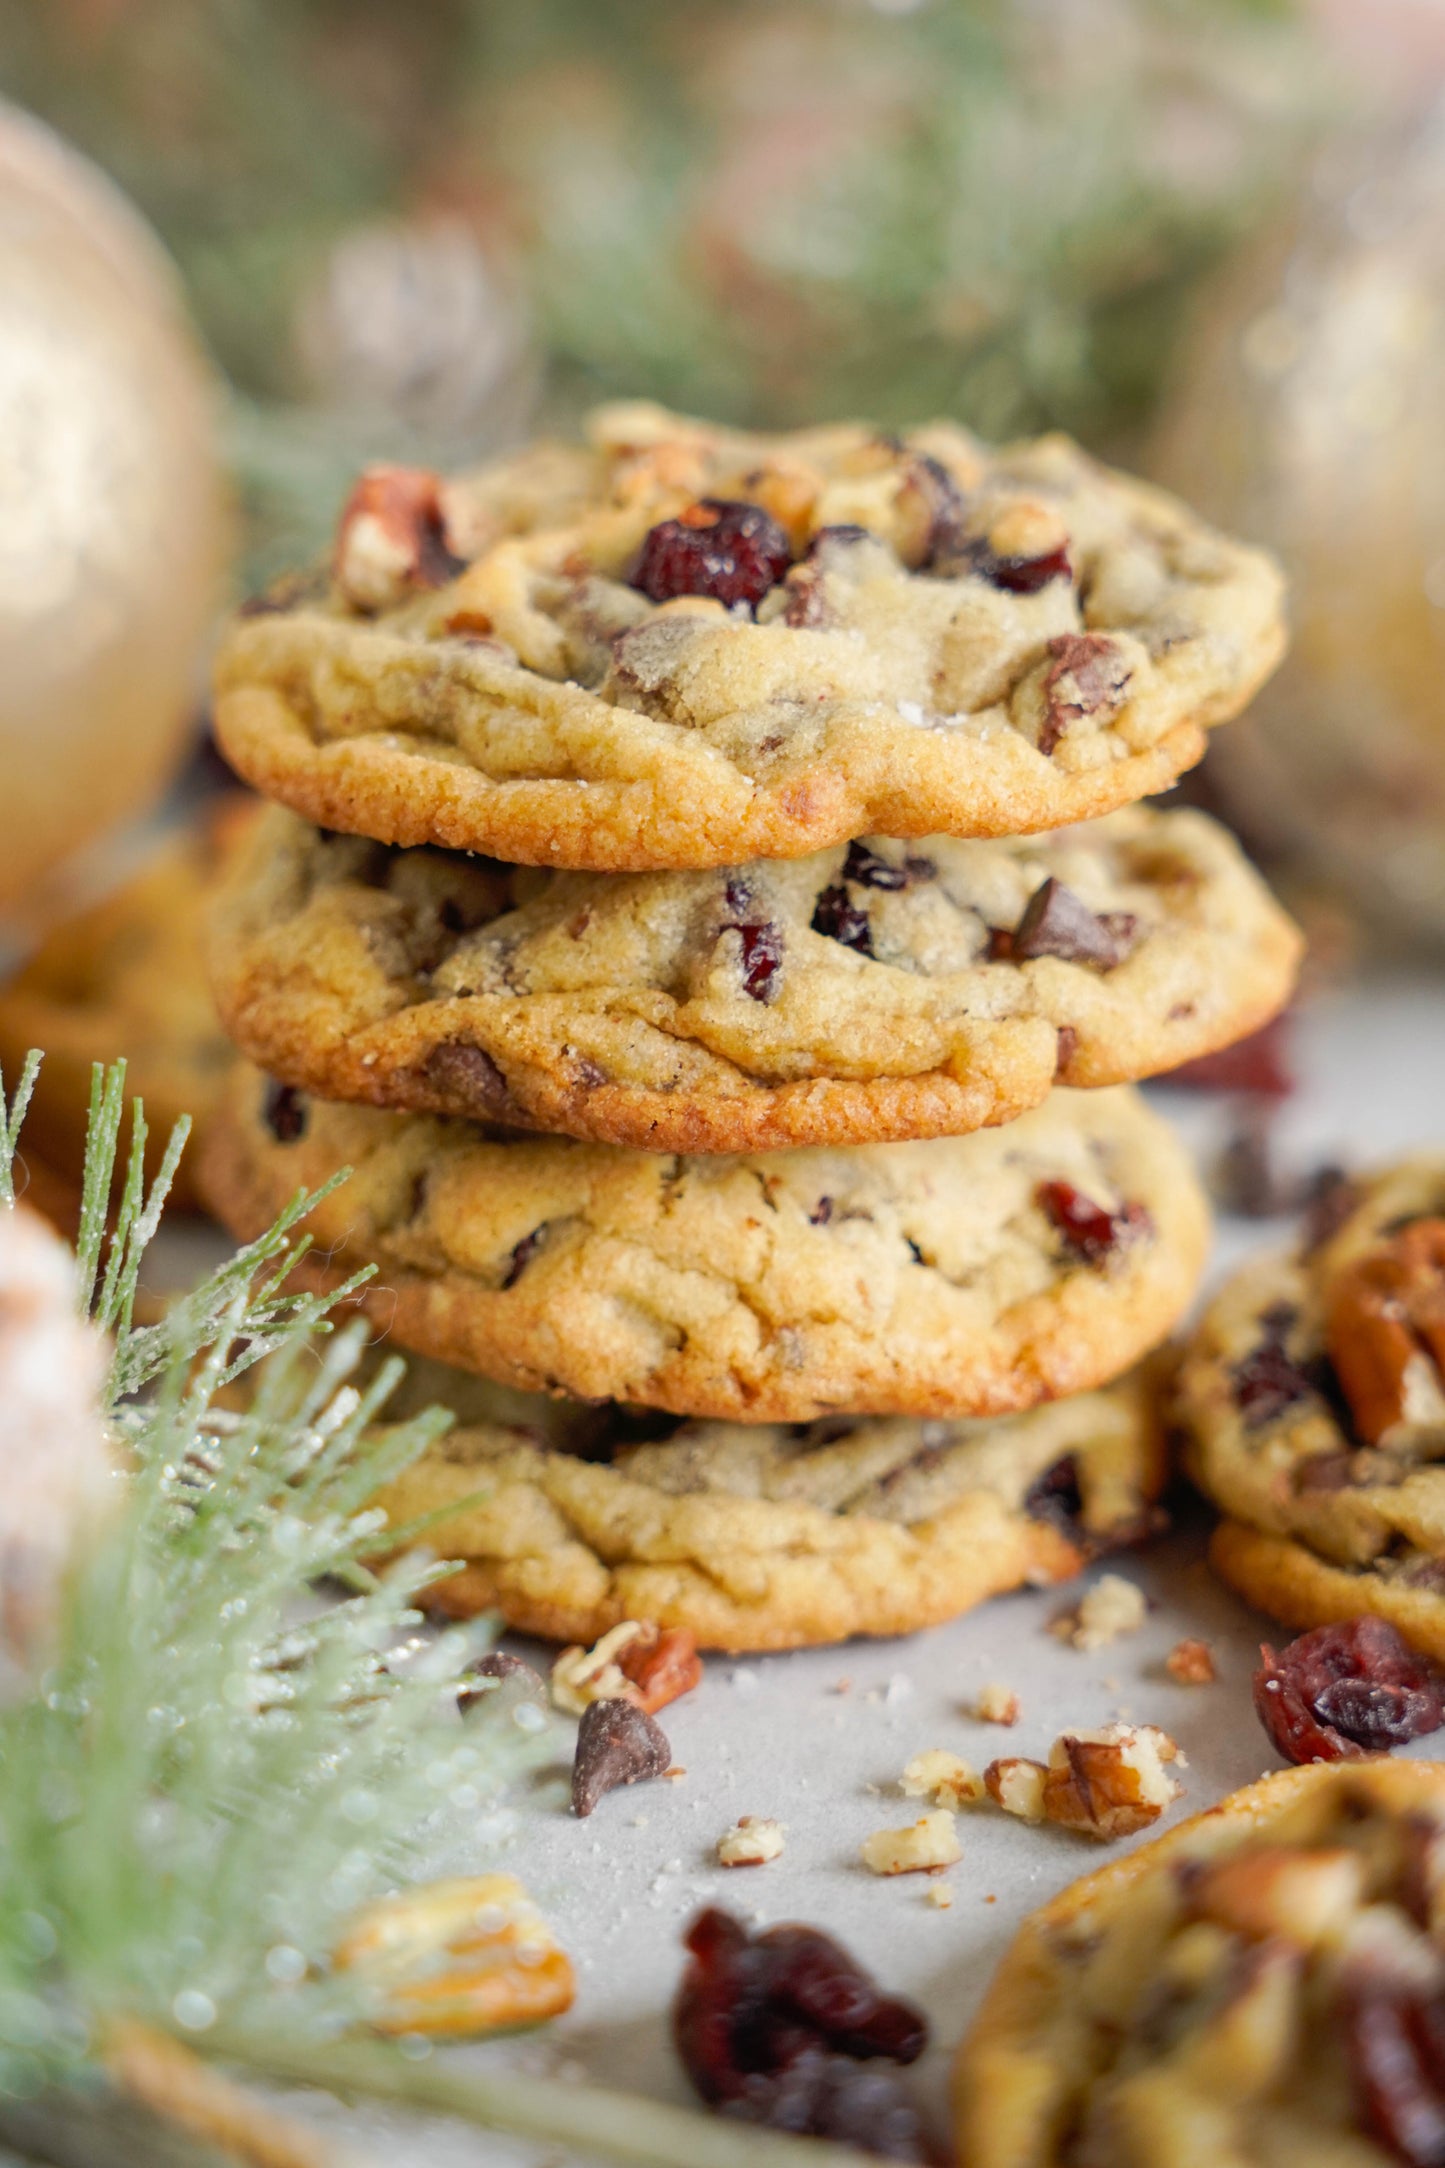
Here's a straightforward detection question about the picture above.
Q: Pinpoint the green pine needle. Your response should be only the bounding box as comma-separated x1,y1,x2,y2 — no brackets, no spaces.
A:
0,1056,894,2167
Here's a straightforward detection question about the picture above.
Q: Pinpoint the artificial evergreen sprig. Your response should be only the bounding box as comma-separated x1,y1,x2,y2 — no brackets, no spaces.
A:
0,1060,891,2167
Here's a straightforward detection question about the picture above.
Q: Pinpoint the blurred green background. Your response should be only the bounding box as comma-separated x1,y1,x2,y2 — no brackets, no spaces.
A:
4,0,1329,580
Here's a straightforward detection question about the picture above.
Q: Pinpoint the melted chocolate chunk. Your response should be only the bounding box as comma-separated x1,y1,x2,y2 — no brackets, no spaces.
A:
811,884,874,957
425,1041,512,1113
1010,878,1137,969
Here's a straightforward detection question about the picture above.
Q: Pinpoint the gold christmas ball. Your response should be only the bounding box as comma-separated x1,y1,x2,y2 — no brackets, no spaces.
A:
1153,106,1445,945
0,105,229,921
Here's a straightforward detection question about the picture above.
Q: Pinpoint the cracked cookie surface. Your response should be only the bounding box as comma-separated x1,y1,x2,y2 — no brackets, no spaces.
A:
0,801,254,1209
199,1070,1208,1422
955,1758,1445,2168
1179,1162,1445,1662
365,1360,1165,1650
208,803,1301,1154
213,402,1285,871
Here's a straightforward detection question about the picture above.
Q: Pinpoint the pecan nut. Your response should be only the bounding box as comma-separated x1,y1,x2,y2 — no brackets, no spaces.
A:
334,1873,574,2036
334,464,465,611
1326,1219,1445,1446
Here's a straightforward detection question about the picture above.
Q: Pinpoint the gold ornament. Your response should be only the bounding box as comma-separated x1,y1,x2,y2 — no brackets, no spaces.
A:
0,105,229,925
1153,105,1445,944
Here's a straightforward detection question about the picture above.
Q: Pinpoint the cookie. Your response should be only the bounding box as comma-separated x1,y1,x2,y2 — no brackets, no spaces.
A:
367,1362,1165,1650
0,800,256,1210
1178,1162,1445,1661
208,803,1301,1154
955,1758,1445,2167
198,1071,1208,1421
213,402,1285,871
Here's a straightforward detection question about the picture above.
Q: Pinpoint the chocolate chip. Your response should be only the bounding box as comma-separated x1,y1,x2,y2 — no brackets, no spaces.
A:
262,1080,307,1143
1038,633,1133,755
809,1197,834,1226
1011,879,1137,968
1025,1455,1085,1533
841,842,910,892
425,1041,512,1112
458,1651,546,1713
571,1697,672,1817
502,1226,547,1289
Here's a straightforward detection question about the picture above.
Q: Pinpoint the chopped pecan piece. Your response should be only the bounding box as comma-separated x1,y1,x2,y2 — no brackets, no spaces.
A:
1166,1638,1217,1686
334,1873,573,2036
1185,1844,1363,1948
1053,1573,1146,1652
616,1625,703,1715
975,1683,1021,1726
901,1750,984,1810
1039,1723,1184,1841
717,1815,786,1867
984,1757,1047,1823
335,464,465,612
1326,1219,1445,1447
860,1810,962,1876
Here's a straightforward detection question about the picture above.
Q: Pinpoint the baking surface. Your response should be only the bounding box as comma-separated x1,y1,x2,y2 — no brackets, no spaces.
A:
213,974,1445,2161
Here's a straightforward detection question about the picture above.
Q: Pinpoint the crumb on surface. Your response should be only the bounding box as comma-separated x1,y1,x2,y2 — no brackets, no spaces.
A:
1053,1573,1147,1652
717,1815,786,1868
901,1750,984,1811
1166,1637,1217,1685
975,1682,1021,1726
927,1883,954,1910
860,1810,962,1876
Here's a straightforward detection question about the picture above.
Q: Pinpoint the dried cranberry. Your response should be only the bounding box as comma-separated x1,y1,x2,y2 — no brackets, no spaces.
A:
633,499,791,612
674,1908,930,2159
1230,1303,1315,1429
502,1226,546,1289
811,884,874,957
262,1081,307,1143
1342,1984,1445,2166
1253,1617,1445,1766
737,922,784,1000
1156,1013,1294,1097
1036,1180,1151,1265
967,536,1073,594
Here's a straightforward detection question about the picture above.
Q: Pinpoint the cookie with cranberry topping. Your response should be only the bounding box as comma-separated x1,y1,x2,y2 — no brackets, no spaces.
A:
207,803,1300,1153
198,1069,1207,1422
361,1358,1165,1650
0,798,257,1211
1178,1161,1445,1663
956,1758,1445,2168
213,402,1285,871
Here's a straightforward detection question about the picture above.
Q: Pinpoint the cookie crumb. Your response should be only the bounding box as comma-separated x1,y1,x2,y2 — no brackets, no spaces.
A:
1053,1573,1146,1652
550,1622,650,1714
901,1750,984,1811
975,1681,1021,1726
861,1810,962,1876
1166,1637,1217,1685
717,1816,786,1868
926,1883,954,1910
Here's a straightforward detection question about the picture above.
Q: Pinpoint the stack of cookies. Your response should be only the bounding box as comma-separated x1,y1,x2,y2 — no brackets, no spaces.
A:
199,403,1298,1652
